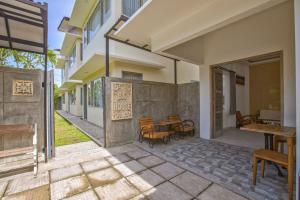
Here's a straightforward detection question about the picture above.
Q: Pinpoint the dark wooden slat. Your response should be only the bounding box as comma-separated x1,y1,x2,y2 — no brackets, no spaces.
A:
0,7,43,22
0,1,42,16
6,14,44,28
0,45,44,54
0,35,44,48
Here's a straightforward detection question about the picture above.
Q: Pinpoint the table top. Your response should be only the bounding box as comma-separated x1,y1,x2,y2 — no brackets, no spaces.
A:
159,120,181,126
0,124,34,136
240,123,296,138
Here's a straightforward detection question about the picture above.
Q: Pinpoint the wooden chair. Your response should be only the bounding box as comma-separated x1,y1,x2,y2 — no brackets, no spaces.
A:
168,115,195,137
139,117,171,148
252,137,295,200
236,111,257,128
274,135,287,153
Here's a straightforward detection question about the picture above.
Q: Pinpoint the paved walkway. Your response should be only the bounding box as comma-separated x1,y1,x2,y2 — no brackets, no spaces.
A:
0,141,249,200
57,110,104,146
136,138,292,200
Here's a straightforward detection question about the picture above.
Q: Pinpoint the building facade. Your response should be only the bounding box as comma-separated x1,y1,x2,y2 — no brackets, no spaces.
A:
56,0,199,127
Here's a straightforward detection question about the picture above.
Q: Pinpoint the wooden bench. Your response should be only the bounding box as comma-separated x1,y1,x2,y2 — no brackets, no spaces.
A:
0,124,38,176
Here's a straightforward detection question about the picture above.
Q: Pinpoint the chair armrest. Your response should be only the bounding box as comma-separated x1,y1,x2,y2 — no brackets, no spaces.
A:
183,120,195,127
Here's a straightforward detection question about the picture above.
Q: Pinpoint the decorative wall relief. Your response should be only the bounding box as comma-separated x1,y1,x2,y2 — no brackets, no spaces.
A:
13,80,33,96
111,82,132,120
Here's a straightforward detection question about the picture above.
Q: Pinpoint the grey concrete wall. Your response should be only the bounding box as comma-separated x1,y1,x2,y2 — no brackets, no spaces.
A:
0,66,44,151
177,82,200,134
105,77,199,147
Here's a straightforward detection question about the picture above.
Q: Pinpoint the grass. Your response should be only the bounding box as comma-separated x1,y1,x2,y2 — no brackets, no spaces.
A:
55,112,91,147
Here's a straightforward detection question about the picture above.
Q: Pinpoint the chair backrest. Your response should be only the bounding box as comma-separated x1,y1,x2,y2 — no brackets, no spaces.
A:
168,115,182,130
139,117,154,133
236,111,243,122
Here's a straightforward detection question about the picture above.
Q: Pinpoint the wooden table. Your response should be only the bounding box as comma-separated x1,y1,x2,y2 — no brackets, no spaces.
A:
159,120,181,140
241,124,296,200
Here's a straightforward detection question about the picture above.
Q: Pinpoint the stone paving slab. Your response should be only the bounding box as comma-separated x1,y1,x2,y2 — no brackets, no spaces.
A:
106,154,132,165
144,181,192,200
2,185,49,200
170,171,211,196
50,164,83,183
0,181,8,198
81,159,111,173
197,184,248,200
5,171,49,196
114,160,146,177
151,162,184,180
95,178,139,200
50,175,90,200
126,150,151,160
63,190,99,200
87,167,122,187
138,155,165,168
130,194,147,200
127,170,165,192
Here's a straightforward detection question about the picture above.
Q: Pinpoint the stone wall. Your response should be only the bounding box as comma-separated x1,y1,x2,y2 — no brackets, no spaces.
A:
104,77,199,147
0,67,44,150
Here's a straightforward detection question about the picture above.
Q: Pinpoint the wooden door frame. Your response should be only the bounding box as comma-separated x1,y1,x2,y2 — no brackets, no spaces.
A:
210,51,284,138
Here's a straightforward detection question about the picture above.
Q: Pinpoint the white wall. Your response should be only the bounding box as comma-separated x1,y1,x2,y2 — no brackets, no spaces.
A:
222,63,250,128
62,91,68,112
294,0,300,198
199,1,295,139
87,107,104,127
69,85,83,117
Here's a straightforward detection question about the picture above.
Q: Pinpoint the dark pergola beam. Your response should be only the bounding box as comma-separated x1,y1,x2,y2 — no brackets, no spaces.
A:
0,8,43,23
174,60,177,85
0,45,44,54
0,35,45,48
0,1,42,17
2,12,12,48
4,14,44,28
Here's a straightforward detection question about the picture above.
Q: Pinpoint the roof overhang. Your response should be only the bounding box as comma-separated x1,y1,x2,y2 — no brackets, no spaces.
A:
56,55,67,68
0,0,48,54
61,80,82,89
58,16,82,37
69,0,97,28
114,0,288,52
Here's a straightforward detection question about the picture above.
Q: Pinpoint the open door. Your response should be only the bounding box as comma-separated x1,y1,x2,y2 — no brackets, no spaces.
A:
212,67,223,138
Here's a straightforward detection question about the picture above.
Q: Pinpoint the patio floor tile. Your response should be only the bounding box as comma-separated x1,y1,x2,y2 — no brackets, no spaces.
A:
50,164,83,183
151,162,184,180
5,171,49,196
197,184,248,200
63,190,99,200
0,182,8,197
138,155,165,168
87,167,122,187
106,154,132,165
2,185,49,200
81,159,111,173
170,171,211,196
50,175,90,200
126,150,151,159
144,181,192,200
127,170,165,192
130,194,147,200
114,160,146,177
95,178,140,200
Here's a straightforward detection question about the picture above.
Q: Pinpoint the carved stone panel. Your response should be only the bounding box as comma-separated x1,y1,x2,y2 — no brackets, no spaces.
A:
111,82,132,120
13,80,33,96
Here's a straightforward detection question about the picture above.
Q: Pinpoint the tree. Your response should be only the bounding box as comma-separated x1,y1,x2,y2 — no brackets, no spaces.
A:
54,84,61,110
0,48,57,69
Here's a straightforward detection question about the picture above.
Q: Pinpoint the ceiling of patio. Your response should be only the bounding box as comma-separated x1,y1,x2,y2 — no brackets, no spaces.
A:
115,0,287,53
0,0,48,54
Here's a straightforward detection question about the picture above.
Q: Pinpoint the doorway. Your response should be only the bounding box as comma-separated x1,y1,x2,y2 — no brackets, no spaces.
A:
211,52,283,147
83,84,88,120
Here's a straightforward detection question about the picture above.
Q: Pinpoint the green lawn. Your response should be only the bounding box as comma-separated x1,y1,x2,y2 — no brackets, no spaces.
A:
55,112,91,147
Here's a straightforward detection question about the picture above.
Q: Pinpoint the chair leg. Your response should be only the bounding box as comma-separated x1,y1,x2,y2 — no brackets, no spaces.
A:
261,160,265,178
253,156,258,185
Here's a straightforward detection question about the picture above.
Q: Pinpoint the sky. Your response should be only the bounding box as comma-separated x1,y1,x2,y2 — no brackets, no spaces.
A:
43,0,76,86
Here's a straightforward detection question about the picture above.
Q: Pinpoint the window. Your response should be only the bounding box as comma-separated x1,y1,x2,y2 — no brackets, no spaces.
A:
83,1,111,47
69,89,76,105
88,78,103,107
122,0,147,17
122,71,143,80
69,46,76,68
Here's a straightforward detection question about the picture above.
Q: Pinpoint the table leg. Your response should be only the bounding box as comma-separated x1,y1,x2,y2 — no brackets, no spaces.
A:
287,137,294,200
263,133,283,177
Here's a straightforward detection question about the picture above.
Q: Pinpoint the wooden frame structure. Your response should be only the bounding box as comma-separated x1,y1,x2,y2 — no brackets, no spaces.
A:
0,0,49,161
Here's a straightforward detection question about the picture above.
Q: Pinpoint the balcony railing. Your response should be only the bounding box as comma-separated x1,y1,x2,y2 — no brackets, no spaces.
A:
122,0,148,17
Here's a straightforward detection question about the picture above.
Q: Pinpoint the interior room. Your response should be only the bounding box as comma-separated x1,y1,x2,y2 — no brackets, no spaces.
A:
213,52,282,149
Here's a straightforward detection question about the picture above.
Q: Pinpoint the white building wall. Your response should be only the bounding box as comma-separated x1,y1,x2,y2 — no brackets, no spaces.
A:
199,1,295,139
69,85,83,117
62,91,68,112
